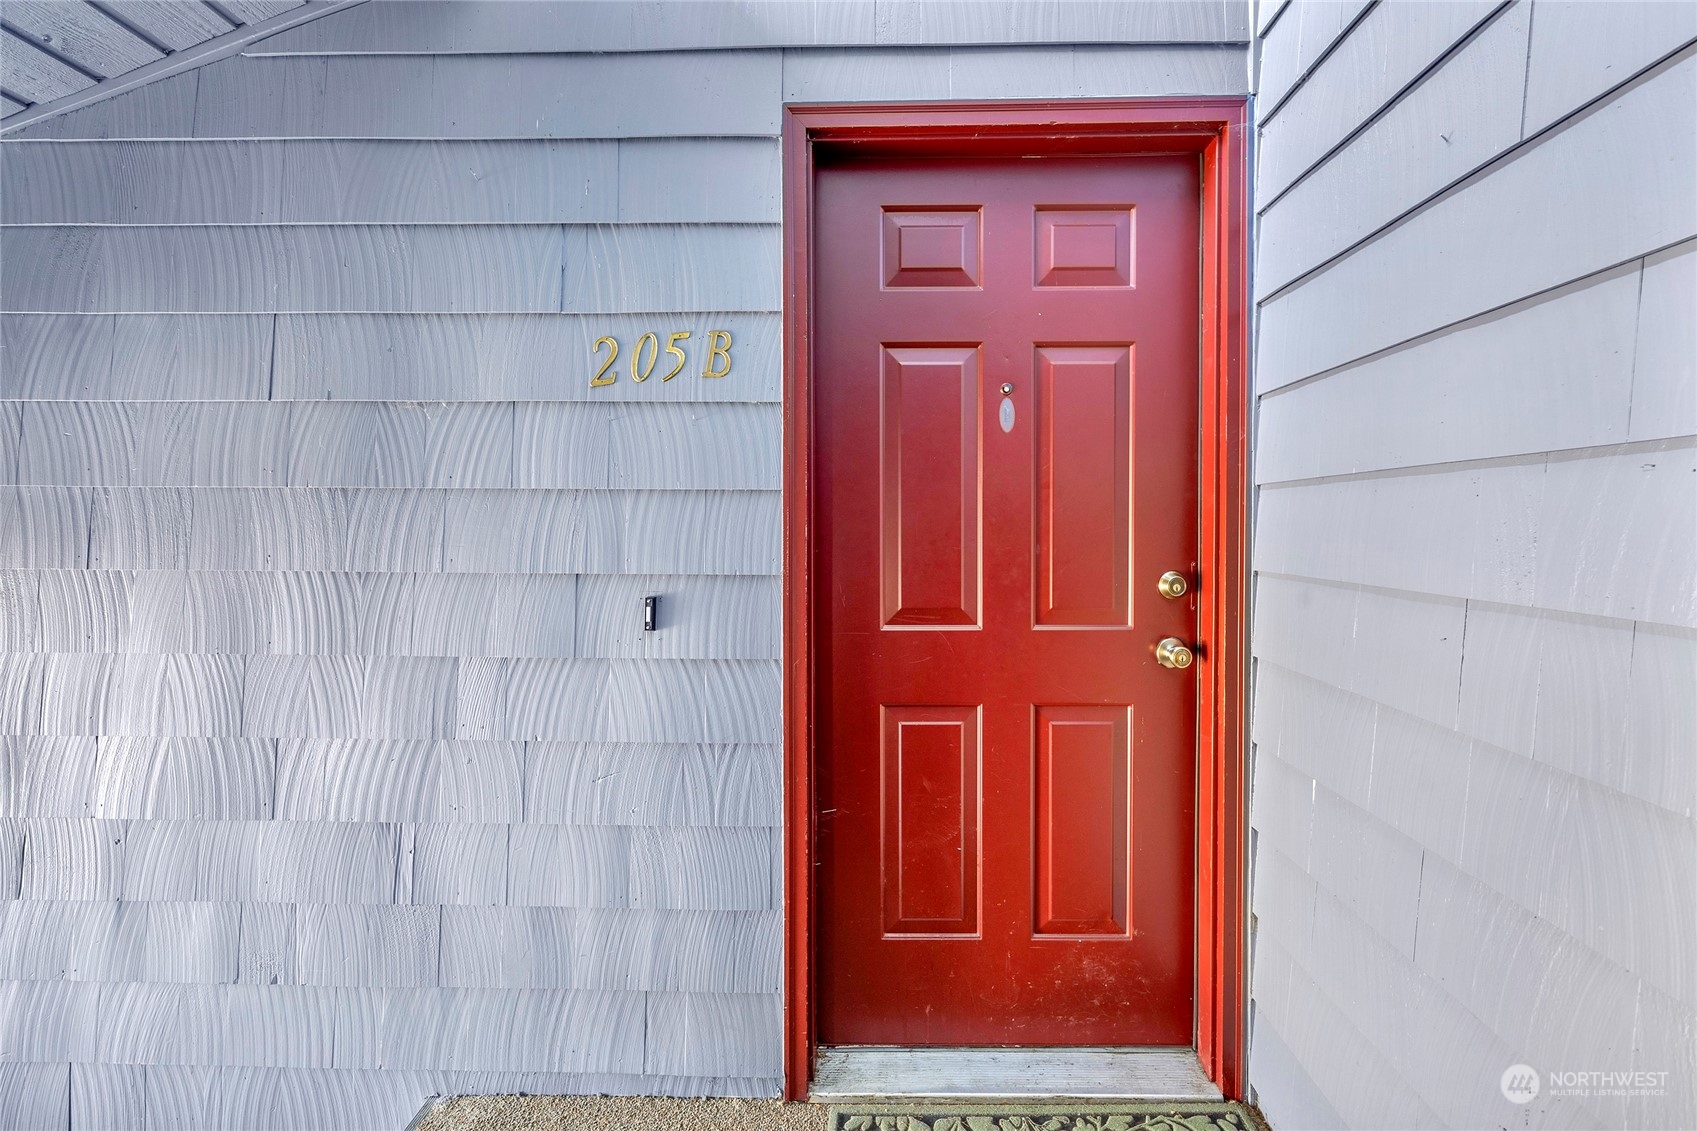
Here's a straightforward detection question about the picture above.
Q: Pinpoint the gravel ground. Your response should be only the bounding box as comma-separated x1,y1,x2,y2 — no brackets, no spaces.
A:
413,1095,830,1131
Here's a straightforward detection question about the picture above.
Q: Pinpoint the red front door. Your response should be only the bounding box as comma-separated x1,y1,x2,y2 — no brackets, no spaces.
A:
814,154,1201,1046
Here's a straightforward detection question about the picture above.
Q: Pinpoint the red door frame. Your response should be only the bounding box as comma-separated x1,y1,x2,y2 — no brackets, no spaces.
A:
781,99,1249,1101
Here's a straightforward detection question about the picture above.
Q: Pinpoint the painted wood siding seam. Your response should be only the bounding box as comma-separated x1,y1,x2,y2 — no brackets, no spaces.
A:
1255,637,1694,827
1253,435,1660,490
1250,917,1430,1127
1255,50,1697,390
1257,0,1534,296
1254,0,1377,123
1420,849,1660,1124
1521,0,1697,135
0,819,23,899
1256,0,1294,40
1253,254,1660,479
1627,242,1697,442
0,899,246,983
1515,0,1536,139
1248,818,1540,1120
0,1062,68,1128
1254,0,1513,214
7,399,19,483
1255,439,1697,627
1254,880,1503,1129
1253,573,1467,727
1,313,272,402
1256,38,1697,309
1254,614,1697,1023
1245,1014,1347,1131
1260,228,1694,398
436,908,781,993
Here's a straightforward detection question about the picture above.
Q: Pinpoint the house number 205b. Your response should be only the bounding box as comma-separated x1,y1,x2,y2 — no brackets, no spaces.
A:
590,330,732,387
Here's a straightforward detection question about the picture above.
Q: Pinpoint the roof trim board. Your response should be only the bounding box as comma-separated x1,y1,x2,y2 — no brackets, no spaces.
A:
0,0,363,134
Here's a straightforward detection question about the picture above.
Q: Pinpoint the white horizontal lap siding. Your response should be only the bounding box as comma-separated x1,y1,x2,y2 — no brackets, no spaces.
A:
0,4,1253,1127
1249,4,1697,1130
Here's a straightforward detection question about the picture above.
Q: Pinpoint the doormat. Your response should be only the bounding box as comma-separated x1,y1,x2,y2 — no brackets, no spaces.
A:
829,1101,1267,1131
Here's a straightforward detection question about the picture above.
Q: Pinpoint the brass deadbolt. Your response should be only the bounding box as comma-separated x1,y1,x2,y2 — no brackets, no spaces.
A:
1156,637,1195,669
1157,571,1189,599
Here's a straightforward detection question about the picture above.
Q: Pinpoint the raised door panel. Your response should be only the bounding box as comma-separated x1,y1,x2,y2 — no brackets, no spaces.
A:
1035,207,1135,288
1034,705,1132,936
1035,345,1133,627
882,704,981,935
883,208,983,288
881,346,982,627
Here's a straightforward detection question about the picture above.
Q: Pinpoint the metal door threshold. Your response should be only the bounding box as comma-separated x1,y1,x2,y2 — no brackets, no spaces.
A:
811,1045,1223,1101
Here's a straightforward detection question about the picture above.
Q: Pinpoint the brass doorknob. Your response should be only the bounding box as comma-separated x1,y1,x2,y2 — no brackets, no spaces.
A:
1157,571,1189,599
1155,637,1194,669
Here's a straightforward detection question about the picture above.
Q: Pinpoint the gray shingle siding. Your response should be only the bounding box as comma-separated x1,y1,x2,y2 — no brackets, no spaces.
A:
0,2,1251,1126
1247,2,1697,1128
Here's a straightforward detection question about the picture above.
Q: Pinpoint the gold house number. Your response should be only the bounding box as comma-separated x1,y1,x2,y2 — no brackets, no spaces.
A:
590,330,732,387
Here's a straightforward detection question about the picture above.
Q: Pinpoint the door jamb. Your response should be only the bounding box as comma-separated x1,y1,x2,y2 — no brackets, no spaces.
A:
781,99,1250,1101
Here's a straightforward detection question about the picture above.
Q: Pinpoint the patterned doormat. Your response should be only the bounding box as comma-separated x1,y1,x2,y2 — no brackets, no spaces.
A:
829,1101,1267,1131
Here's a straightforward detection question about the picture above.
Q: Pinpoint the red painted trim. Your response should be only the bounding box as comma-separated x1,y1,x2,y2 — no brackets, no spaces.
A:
781,105,817,1103
781,99,1250,1102
1193,101,1251,1101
